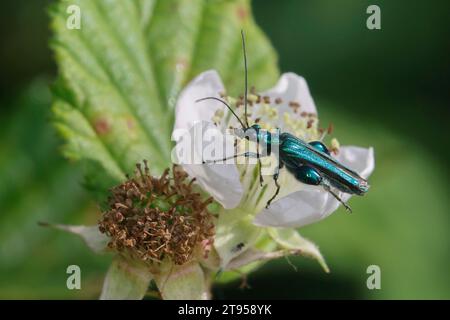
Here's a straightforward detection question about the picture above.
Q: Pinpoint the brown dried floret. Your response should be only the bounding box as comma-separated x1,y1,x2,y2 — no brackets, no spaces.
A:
288,101,300,112
98,162,215,265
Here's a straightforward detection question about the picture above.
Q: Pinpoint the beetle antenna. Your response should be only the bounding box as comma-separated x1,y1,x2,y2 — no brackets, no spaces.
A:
196,97,246,129
241,30,250,128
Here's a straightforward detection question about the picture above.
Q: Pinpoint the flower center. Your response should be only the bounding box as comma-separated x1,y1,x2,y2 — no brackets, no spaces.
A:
211,90,340,213
98,162,215,265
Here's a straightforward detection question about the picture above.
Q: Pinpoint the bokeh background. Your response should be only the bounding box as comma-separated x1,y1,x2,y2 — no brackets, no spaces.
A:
0,0,449,299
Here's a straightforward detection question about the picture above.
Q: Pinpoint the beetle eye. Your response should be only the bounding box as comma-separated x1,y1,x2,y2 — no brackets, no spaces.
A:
309,141,330,155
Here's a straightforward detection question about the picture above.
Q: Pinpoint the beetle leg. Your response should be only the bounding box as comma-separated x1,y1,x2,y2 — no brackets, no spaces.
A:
265,175,280,209
202,152,260,164
265,162,283,209
323,183,352,213
256,142,264,187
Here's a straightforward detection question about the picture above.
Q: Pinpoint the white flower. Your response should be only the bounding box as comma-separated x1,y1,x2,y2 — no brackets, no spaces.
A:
173,70,375,228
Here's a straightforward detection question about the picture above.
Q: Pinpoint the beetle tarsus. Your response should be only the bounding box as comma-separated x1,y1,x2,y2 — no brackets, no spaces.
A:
324,185,352,213
265,173,280,209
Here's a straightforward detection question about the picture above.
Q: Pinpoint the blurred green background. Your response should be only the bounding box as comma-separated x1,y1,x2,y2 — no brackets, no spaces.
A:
0,0,448,299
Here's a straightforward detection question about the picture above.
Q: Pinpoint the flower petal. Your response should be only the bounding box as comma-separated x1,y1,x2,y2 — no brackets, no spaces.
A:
173,70,225,132
253,190,333,228
172,71,243,209
100,257,152,300
261,72,317,128
253,146,375,228
39,222,109,253
187,163,243,209
337,146,375,179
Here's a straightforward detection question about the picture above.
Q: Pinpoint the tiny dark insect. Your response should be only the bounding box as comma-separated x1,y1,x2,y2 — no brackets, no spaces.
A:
231,242,245,253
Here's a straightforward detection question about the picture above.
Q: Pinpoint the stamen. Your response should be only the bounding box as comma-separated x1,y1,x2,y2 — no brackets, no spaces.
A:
98,163,215,265
207,89,335,212
289,101,300,113
212,108,225,124
330,138,340,154
327,123,334,135
247,93,257,102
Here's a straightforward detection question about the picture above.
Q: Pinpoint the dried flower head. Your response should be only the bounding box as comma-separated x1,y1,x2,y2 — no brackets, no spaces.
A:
98,161,215,265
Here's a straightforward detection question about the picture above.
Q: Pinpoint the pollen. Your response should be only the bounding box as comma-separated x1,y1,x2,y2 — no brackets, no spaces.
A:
265,104,279,120
248,93,259,102
215,90,322,142
98,162,215,265
212,108,225,125
330,138,340,154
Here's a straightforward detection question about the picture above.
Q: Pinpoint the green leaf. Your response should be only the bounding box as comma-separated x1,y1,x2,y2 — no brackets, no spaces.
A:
0,80,109,298
50,0,279,195
100,257,153,300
